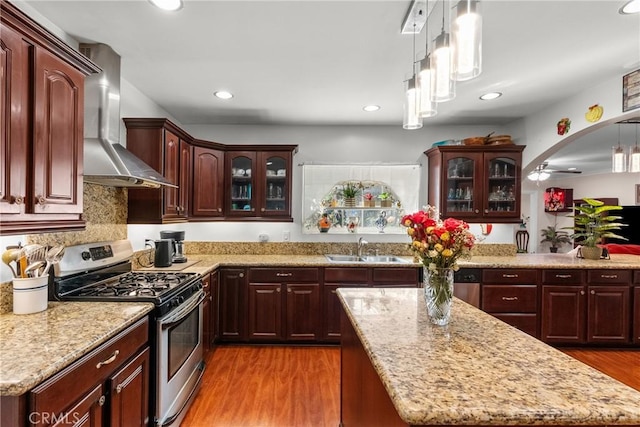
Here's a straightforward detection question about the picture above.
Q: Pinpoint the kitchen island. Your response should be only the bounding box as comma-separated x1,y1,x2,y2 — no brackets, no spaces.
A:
337,288,640,426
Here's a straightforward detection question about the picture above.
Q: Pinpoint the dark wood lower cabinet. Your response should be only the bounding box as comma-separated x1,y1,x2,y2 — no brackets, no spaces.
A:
108,347,150,426
634,287,640,344
23,317,150,427
323,284,360,342
247,281,321,342
219,268,247,342
541,285,586,343
248,283,283,341
587,285,630,343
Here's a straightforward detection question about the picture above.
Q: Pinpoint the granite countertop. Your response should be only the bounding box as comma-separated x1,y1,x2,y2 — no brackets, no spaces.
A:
137,253,640,275
0,302,154,396
337,288,640,426
459,253,640,269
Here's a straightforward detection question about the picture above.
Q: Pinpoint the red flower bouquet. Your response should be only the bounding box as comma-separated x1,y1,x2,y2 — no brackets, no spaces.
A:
401,207,476,271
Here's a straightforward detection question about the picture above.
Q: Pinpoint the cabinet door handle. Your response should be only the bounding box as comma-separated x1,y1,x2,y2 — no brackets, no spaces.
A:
96,350,119,369
502,274,518,278
218,208,222,212
484,209,489,214
98,396,106,406
10,195,24,205
600,274,618,279
239,272,244,278
287,288,292,293
251,208,255,212
276,272,293,277
277,288,281,293
474,209,479,214
580,290,585,295
591,290,596,295
36,196,46,205
261,208,265,212
555,274,571,279
502,296,518,301
116,384,123,394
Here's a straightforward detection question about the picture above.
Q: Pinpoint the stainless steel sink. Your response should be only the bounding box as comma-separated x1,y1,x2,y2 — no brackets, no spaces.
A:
325,254,364,262
361,255,410,263
325,254,410,263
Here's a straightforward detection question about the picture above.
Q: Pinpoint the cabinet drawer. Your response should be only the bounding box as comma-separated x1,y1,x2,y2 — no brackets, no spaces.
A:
324,268,369,283
587,269,631,284
542,270,585,284
482,285,537,312
491,313,537,337
249,268,319,283
483,269,537,284
372,268,419,284
30,317,149,419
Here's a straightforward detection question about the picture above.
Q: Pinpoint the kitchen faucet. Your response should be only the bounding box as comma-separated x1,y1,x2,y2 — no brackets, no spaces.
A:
357,237,368,257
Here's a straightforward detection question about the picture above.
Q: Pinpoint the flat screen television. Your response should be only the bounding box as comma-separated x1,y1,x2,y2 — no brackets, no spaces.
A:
614,205,640,245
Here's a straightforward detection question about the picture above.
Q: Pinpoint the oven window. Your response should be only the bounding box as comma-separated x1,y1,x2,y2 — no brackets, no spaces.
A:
168,307,199,380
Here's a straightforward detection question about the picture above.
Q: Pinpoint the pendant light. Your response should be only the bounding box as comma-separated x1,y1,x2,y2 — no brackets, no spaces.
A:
430,0,456,102
629,125,640,173
403,23,423,130
451,0,482,81
612,125,627,173
418,0,437,118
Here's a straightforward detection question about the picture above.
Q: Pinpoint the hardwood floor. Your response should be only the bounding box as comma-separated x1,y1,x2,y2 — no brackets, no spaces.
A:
561,348,640,391
182,345,639,427
181,346,340,427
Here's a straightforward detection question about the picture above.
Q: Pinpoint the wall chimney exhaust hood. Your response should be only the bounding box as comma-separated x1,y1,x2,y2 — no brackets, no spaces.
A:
80,43,176,188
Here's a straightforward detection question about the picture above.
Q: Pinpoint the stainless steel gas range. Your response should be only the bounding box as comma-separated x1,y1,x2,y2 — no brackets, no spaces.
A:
50,240,205,427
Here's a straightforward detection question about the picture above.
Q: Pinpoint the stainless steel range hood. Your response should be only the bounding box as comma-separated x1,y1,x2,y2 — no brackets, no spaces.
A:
81,43,176,188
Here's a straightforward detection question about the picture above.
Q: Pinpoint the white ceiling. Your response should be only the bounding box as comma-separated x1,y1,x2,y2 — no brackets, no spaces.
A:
21,0,640,175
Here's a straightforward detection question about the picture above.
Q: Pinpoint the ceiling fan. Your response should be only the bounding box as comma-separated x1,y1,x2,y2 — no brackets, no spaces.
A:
527,162,582,182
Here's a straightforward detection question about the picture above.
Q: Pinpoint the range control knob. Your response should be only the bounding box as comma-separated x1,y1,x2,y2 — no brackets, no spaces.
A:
81,251,92,260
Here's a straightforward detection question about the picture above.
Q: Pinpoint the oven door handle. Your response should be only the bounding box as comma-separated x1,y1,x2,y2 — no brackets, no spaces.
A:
160,290,205,330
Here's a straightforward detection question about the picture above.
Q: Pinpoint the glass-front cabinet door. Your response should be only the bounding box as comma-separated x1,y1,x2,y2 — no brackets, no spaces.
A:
263,154,288,215
227,151,257,216
441,152,482,219
483,152,521,220
260,151,292,218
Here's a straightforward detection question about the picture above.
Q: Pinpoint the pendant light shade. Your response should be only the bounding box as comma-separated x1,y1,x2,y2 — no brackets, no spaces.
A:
451,0,482,81
418,57,438,117
630,125,640,173
431,31,456,102
403,77,423,130
612,125,627,173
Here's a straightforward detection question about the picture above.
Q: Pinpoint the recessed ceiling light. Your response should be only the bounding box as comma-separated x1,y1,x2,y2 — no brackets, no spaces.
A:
620,0,640,14
568,167,577,171
214,91,234,100
479,92,502,101
148,0,183,11
363,105,381,112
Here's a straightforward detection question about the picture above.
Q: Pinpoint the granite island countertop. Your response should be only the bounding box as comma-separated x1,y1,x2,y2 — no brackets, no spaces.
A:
0,302,154,396
337,288,640,426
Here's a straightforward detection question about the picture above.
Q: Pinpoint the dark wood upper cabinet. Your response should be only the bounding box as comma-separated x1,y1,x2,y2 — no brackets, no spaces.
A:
0,1,99,235
225,148,296,221
123,118,192,224
191,144,224,218
426,145,525,223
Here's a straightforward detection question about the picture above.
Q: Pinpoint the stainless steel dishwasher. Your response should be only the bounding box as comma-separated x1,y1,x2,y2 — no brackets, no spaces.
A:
453,268,481,308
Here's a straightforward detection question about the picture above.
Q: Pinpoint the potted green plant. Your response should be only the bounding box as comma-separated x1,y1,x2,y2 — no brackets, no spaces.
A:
340,182,361,207
378,191,393,207
540,225,572,253
566,198,627,260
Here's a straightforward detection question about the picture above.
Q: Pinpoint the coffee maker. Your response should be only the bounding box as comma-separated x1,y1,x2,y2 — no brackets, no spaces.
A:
159,230,187,263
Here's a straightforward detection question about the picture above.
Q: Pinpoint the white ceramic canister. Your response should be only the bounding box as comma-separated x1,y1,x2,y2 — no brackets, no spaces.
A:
12,276,48,315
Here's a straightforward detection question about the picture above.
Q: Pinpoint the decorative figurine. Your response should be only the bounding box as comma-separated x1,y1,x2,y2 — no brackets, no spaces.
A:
375,211,388,233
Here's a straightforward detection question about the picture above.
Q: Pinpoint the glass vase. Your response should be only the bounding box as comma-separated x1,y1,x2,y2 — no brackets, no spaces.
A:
423,267,454,326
